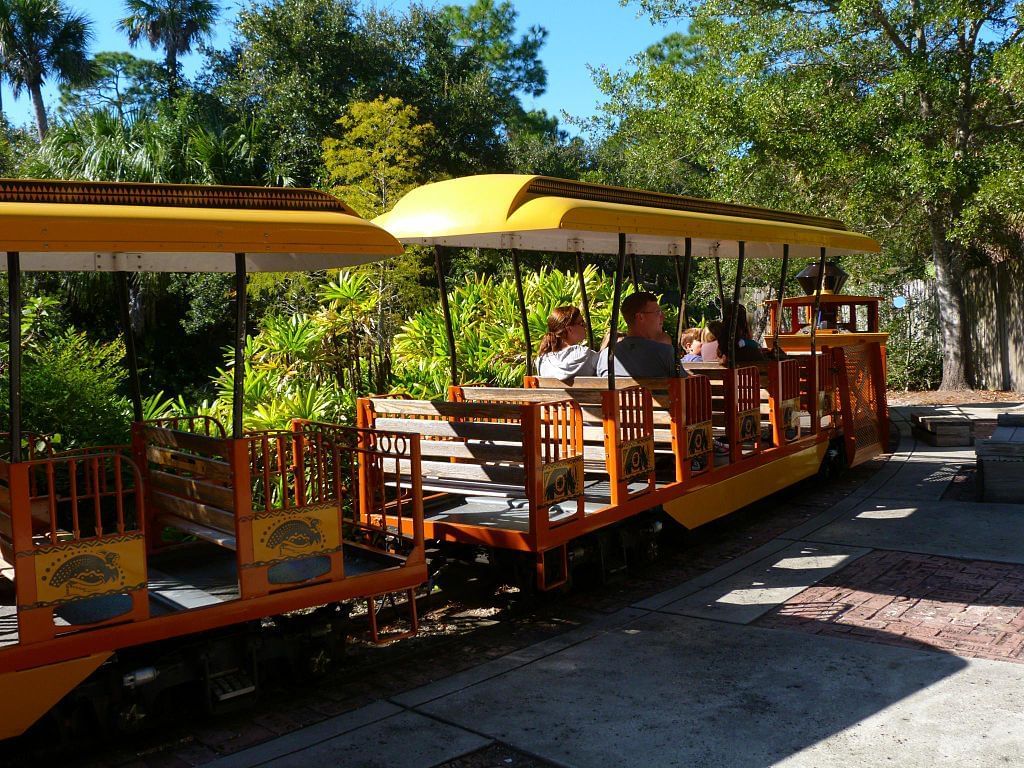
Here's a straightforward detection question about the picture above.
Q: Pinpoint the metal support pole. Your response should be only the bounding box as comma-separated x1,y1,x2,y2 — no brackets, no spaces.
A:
674,238,692,350
727,242,746,369
434,246,459,386
607,233,627,389
574,250,594,349
7,252,21,462
115,272,144,422
510,249,533,377
714,255,726,317
809,247,827,361
233,253,247,440
771,244,790,355
629,253,639,292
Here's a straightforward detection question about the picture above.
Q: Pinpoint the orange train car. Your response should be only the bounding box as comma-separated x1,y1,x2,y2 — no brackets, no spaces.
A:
368,175,889,590
0,181,427,740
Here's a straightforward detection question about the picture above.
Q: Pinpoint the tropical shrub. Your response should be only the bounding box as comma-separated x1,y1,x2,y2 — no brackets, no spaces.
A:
392,266,638,397
13,332,132,448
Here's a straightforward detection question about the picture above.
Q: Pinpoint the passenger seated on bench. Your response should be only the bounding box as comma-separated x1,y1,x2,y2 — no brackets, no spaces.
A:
720,302,768,363
700,321,724,362
681,328,703,362
536,305,598,381
596,292,681,378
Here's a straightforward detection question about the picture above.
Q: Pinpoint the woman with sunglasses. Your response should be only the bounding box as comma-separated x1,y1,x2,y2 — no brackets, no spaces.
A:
536,305,598,381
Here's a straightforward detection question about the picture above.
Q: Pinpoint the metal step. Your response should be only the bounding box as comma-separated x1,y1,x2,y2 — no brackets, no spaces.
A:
210,670,256,702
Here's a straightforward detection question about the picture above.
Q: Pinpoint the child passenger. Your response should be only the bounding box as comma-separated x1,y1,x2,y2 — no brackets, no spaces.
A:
536,306,598,381
700,321,724,362
681,328,703,362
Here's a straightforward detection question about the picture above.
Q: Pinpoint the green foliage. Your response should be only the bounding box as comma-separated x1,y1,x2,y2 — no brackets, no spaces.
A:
323,96,435,218
596,0,1024,387
0,0,94,139
58,51,164,120
5,332,131,447
881,295,944,391
214,0,553,183
392,265,635,397
119,0,218,95
28,97,287,185
438,0,547,101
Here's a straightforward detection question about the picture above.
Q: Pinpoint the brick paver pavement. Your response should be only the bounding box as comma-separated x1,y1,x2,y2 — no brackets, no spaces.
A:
758,549,1024,662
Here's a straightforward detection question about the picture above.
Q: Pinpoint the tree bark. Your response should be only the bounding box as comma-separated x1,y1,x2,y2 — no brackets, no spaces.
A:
28,80,48,141
166,48,178,98
928,214,970,390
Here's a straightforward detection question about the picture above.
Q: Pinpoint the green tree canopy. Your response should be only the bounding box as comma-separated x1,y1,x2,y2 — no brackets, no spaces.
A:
323,96,435,218
596,0,1024,388
211,0,554,184
0,0,94,139
58,51,164,120
119,0,218,97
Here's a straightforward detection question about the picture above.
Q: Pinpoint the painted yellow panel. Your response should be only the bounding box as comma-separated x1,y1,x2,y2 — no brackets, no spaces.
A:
542,456,583,505
0,653,111,740
28,535,146,608
620,437,655,480
252,503,342,564
664,442,828,529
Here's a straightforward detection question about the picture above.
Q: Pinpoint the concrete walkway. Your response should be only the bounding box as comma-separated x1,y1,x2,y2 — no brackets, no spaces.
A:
211,408,1024,768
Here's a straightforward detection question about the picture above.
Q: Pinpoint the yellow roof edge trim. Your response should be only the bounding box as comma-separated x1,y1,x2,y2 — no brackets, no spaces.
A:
375,174,880,256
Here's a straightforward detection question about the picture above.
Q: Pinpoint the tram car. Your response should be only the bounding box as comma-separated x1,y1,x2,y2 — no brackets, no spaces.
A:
368,174,888,590
0,175,888,740
0,180,427,740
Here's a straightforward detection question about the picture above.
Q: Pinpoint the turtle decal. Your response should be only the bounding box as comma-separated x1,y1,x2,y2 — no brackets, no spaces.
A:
264,518,323,556
46,552,121,596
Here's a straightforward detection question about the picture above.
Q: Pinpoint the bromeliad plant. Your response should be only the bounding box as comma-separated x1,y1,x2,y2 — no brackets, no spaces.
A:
391,266,635,398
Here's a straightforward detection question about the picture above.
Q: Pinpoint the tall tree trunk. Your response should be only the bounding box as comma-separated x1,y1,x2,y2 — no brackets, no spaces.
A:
28,81,48,141
166,48,178,98
929,214,970,390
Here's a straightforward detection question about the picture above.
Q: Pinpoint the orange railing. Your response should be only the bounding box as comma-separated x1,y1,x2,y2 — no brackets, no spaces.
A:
6,452,148,643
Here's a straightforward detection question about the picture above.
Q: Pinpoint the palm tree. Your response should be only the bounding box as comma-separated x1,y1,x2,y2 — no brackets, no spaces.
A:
118,0,217,98
0,0,93,140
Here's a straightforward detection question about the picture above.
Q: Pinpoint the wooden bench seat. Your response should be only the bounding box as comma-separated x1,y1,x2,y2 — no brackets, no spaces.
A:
451,384,658,504
358,396,588,519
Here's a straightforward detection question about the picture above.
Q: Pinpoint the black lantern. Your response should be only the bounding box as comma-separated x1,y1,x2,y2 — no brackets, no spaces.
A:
796,261,848,295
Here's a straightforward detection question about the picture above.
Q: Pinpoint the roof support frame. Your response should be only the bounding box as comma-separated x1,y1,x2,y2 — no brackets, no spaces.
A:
727,241,746,369
674,237,692,352
510,248,533,377
809,246,827,361
606,233,627,389
771,244,791,354
115,272,144,422
233,253,247,440
573,250,594,350
7,251,20,462
714,255,726,318
434,246,458,387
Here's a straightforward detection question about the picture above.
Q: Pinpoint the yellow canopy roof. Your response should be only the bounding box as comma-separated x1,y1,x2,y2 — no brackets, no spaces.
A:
0,179,402,272
374,175,880,259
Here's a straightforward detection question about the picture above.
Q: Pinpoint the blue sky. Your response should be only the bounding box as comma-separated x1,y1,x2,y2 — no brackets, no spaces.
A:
2,0,677,135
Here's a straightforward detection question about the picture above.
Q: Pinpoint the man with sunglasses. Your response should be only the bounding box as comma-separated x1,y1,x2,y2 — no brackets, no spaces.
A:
596,291,682,378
